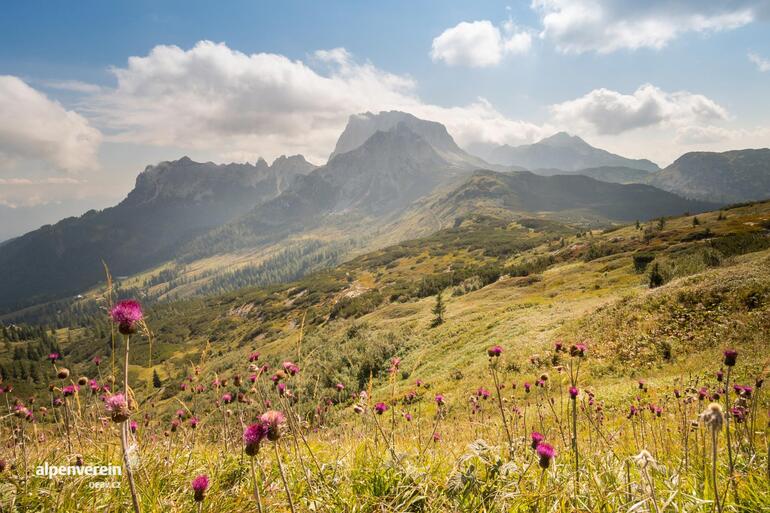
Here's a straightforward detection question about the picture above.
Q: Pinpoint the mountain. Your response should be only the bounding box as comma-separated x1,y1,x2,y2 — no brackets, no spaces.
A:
533,165,652,184
482,132,660,172
329,110,497,169
182,122,479,259
0,156,315,311
0,198,114,243
417,169,717,224
645,149,770,203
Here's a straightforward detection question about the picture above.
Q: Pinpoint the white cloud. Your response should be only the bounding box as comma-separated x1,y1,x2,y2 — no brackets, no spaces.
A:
90,41,545,163
430,20,532,68
749,51,770,71
532,0,765,54
0,76,102,171
550,84,728,134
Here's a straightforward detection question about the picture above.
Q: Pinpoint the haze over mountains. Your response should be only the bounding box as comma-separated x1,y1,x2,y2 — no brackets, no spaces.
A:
0,110,767,314
476,132,661,172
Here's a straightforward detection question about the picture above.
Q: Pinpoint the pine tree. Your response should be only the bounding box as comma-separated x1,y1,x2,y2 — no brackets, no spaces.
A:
153,369,162,388
431,289,446,327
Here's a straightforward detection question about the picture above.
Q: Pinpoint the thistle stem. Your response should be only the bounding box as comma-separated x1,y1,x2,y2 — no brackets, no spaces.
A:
274,441,297,513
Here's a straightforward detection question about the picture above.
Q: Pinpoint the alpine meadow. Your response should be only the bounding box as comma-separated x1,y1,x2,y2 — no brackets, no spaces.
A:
0,2,769,512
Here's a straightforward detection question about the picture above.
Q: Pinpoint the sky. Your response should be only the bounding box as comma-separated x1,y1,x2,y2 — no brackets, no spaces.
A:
1,0,769,224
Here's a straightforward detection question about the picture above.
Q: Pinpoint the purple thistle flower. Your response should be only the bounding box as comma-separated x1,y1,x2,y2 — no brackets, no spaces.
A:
569,386,579,399
404,413,413,422
723,349,738,367
716,370,724,382
524,382,531,393
282,361,300,376
260,410,286,441
434,394,445,406
248,351,260,362
335,383,345,392
221,393,233,404
570,343,587,357
432,432,441,443
109,300,143,335
244,421,268,455
374,402,389,415
62,384,78,397
191,474,209,502
47,352,61,363
536,443,555,469
277,382,287,396
189,417,199,429
105,393,129,423
698,387,708,400
129,420,138,433
531,431,545,449
487,345,503,357
476,387,491,399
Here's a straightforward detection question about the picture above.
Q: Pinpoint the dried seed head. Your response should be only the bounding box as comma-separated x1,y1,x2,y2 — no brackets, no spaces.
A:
700,402,724,433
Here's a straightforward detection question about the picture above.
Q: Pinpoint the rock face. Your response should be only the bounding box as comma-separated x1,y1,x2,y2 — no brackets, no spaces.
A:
533,166,653,184
645,149,770,203
0,155,315,311
329,110,491,169
483,132,660,172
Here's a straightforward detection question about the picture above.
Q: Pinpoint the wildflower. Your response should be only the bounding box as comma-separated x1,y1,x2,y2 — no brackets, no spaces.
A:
374,402,389,415
53,397,63,407
404,413,413,422
180,383,188,391
627,405,638,418
57,368,70,379
335,383,345,392
716,370,724,382
93,355,102,366
756,376,764,388
570,343,586,357
221,393,233,404
110,300,143,335
476,387,490,399
249,374,258,383
569,386,579,399
698,387,708,400
701,402,724,433
536,443,555,469
524,382,531,393
435,394,445,406
674,389,681,399
554,341,563,352
433,432,441,443
730,406,747,423
244,422,269,456
353,404,365,414
48,352,61,363
233,375,241,387
531,431,544,449
735,385,753,398
277,383,287,396
105,393,130,423
638,380,646,390
170,419,180,432
487,345,503,357
130,420,138,433
282,361,300,376
176,409,186,419
722,349,738,367
189,417,199,429
633,449,656,469
415,379,423,387
260,410,286,441
391,357,401,369
248,351,260,362
191,474,209,502
0,460,5,473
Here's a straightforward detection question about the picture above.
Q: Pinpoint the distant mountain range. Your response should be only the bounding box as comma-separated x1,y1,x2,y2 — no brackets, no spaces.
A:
0,110,766,313
646,149,770,203
477,132,660,173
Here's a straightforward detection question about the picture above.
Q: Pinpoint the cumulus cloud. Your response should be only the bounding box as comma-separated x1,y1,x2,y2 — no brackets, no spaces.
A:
430,20,532,67
532,0,766,54
550,84,728,135
748,51,770,71
0,76,102,171
90,41,546,163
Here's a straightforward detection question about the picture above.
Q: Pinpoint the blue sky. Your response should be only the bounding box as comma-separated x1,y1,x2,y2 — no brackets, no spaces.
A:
1,0,769,217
